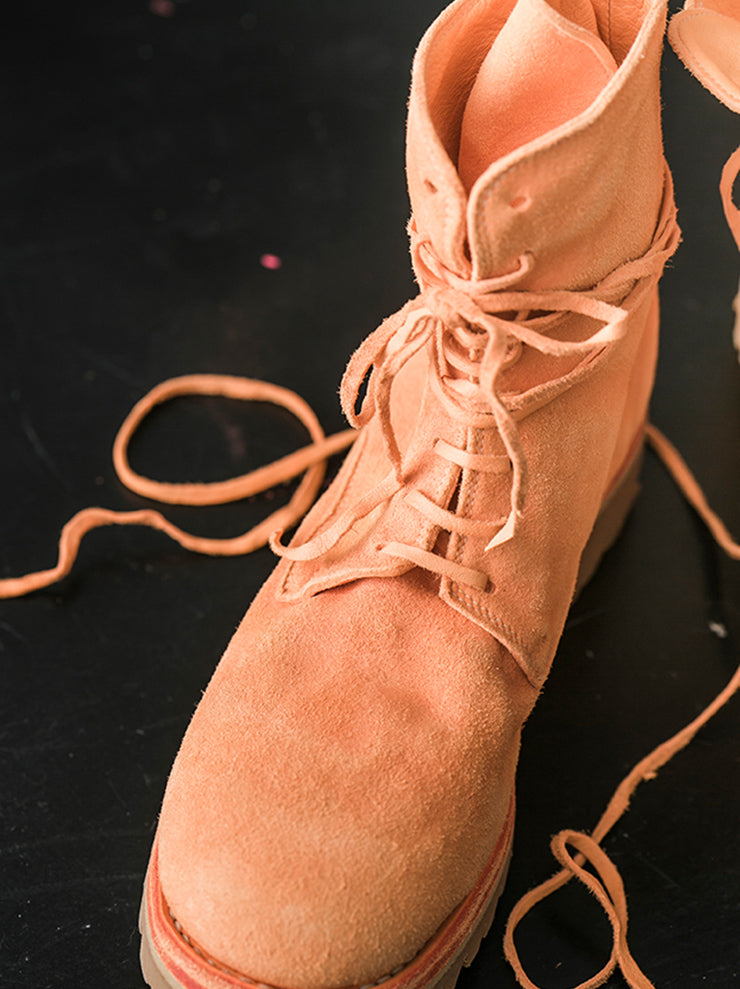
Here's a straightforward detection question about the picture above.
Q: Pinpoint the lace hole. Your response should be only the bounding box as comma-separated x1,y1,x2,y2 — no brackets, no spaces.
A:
502,338,523,368
509,194,530,211
424,178,438,195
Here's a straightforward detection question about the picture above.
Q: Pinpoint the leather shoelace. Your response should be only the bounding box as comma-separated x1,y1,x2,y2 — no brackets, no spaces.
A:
721,145,740,355
503,434,740,989
270,269,633,585
0,375,356,599
505,437,740,989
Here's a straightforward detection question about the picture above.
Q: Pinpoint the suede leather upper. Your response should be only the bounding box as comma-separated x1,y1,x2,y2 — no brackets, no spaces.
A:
406,0,667,289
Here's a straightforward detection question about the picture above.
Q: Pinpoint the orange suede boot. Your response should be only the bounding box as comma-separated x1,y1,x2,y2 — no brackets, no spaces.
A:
139,2,680,989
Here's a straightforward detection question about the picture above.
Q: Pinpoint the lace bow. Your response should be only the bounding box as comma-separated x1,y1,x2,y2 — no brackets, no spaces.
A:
271,213,679,584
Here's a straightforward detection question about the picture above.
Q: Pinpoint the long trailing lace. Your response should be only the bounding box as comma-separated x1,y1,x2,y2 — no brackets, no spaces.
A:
503,424,740,989
504,142,740,989
0,375,356,599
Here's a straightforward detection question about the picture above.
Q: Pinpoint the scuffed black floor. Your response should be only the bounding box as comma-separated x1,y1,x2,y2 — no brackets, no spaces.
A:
1,2,739,987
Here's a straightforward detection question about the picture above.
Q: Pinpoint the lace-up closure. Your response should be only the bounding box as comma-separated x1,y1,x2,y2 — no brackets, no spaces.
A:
271,186,679,596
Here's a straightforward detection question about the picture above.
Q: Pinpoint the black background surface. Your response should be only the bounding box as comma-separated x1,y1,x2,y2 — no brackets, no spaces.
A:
2,1,740,987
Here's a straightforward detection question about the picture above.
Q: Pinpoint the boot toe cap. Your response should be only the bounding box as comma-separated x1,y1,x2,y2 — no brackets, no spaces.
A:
155,575,530,988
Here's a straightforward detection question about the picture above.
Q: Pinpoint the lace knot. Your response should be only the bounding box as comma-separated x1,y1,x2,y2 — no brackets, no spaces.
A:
275,173,680,573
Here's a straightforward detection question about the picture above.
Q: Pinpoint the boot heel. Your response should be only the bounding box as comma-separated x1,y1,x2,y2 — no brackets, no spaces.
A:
575,437,645,597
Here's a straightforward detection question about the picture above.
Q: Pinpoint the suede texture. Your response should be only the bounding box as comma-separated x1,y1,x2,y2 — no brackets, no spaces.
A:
158,571,531,989
406,0,667,289
152,1,678,987
457,0,618,192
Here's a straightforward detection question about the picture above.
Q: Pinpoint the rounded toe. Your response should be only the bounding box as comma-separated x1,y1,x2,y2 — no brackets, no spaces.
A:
155,575,532,989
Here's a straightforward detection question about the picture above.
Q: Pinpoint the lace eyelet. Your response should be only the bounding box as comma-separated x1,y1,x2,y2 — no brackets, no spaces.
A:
502,338,523,368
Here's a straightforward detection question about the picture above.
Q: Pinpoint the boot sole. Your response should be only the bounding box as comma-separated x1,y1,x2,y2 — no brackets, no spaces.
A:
140,806,513,989
575,433,644,597
139,435,644,989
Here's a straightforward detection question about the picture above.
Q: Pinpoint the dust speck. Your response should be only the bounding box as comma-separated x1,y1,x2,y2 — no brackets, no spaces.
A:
149,0,175,16
260,253,282,270
709,620,728,639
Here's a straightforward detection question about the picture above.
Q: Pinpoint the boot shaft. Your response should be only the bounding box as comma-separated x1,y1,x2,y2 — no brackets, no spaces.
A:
407,0,669,291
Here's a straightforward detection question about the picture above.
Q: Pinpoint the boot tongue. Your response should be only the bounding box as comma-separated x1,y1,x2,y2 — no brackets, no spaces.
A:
458,0,618,193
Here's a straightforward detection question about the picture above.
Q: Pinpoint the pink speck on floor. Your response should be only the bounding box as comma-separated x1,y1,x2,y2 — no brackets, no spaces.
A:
150,0,175,17
260,254,282,270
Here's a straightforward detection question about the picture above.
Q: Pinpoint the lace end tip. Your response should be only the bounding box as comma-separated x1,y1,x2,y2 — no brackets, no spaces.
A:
268,530,285,556
485,514,516,552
